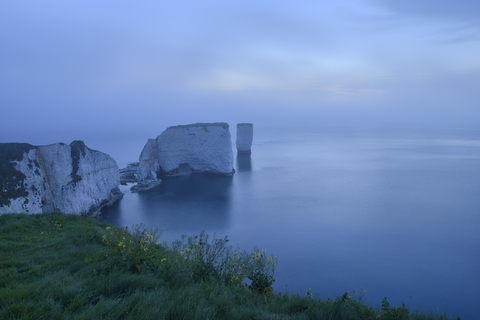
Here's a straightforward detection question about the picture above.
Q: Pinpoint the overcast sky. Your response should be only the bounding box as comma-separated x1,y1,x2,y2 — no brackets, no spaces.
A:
1,0,479,148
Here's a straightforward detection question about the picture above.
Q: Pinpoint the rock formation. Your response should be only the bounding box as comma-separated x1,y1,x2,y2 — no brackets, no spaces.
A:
0,141,122,215
236,123,253,153
136,123,235,184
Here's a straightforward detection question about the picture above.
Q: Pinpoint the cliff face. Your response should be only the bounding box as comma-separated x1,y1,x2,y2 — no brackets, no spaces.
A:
137,123,235,183
0,141,122,215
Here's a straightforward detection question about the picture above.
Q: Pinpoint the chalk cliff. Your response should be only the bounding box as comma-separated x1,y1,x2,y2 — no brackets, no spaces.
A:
137,123,235,183
0,141,122,215
236,123,253,153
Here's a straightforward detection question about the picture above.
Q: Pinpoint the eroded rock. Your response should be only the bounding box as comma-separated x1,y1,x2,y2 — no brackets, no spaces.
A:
236,123,253,153
0,141,122,215
136,122,235,185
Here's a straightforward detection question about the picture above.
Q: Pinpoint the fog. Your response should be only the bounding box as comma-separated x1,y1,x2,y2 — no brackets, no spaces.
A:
1,0,479,155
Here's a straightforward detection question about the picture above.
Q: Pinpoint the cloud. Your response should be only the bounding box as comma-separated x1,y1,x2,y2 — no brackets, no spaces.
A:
324,87,386,95
369,0,480,22
0,0,479,134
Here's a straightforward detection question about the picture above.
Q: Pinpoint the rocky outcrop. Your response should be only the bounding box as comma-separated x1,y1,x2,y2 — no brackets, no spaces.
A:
136,123,235,184
236,123,253,153
0,141,122,215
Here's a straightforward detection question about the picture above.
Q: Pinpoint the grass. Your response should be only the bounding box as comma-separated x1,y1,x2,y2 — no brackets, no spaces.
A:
0,212,460,320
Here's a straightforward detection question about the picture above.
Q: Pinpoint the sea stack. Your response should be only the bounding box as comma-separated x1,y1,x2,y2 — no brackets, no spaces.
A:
136,123,235,185
236,123,253,154
0,141,122,216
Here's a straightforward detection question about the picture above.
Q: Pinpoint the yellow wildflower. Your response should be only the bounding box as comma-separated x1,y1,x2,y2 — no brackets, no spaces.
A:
106,227,111,230
262,249,266,253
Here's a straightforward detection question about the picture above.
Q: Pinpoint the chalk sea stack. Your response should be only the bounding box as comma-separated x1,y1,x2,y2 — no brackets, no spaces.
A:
0,141,122,215
136,122,235,186
236,123,253,153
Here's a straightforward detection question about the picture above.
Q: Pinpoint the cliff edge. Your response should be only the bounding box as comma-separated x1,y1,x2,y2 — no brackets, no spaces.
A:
0,141,122,215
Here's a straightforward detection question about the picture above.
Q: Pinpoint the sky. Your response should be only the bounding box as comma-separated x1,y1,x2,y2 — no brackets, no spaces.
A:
1,0,479,153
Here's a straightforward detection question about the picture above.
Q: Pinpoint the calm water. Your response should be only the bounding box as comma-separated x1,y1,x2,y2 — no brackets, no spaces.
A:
98,125,480,319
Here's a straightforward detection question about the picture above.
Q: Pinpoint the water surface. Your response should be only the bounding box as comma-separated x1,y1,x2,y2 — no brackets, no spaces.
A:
99,125,480,319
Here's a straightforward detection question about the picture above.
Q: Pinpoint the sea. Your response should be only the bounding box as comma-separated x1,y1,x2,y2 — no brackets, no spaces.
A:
97,124,480,320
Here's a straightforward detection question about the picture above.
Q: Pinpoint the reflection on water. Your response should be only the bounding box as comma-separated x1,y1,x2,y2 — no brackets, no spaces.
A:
100,174,233,234
236,153,252,172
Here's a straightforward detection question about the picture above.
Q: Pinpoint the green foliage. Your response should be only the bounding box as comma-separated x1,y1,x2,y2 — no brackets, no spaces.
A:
381,297,410,320
92,224,162,273
94,227,278,295
247,247,278,295
69,140,87,184
126,162,139,168
0,143,35,207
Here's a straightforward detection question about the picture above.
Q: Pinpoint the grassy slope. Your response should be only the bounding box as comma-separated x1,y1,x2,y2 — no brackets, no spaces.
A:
0,213,458,320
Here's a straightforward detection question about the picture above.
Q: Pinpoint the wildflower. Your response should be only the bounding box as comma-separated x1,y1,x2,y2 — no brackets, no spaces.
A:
262,249,266,253
275,255,279,259
180,251,184,255
268,256,272,263
106,227,111,230
184,257,187,260
193,242,198,246
161,258,166,263
118,242,123,246
156,242,160,245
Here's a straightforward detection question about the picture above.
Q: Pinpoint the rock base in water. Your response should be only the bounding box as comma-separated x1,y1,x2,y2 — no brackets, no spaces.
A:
130,179,162,193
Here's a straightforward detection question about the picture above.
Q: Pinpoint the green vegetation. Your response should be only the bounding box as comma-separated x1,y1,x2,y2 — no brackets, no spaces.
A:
126,162,139,168
171,122,230,131
0,143,35,207
70,141,87,184
0,213,460,320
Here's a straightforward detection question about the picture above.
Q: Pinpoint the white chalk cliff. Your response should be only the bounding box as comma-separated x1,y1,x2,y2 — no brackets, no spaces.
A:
0,141,122,215
137,123,235,183
236,123,253,153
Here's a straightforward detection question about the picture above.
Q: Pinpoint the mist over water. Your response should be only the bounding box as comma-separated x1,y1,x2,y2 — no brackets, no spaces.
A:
98,125,480,320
